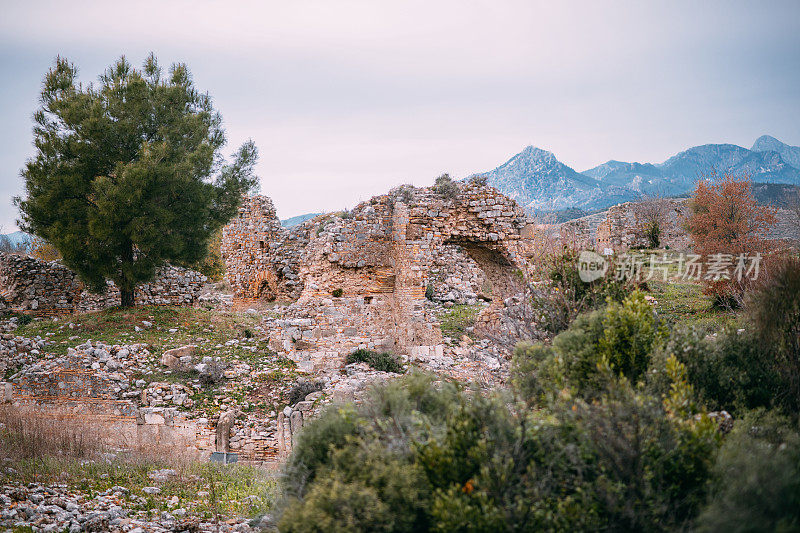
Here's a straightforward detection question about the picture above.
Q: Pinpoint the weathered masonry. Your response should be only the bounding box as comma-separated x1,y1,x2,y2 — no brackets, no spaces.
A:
0,253,206,315
221,182,539,368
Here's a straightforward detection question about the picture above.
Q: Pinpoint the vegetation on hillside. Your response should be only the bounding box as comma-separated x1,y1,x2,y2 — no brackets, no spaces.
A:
279,256,800,531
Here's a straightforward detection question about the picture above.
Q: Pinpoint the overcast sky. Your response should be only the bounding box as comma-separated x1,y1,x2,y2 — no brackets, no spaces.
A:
2,0,800,231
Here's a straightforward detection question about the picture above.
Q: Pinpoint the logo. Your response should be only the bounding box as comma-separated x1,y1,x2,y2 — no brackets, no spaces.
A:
578,250,607,282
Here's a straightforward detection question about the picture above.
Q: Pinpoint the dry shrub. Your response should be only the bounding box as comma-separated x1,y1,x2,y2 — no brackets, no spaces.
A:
632,195,670,248
433,173,459,201
28,235,61,261
0,406,199,467
0,406,104,460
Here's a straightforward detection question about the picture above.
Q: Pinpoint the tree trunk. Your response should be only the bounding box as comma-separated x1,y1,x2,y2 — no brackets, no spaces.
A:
120,288,135,308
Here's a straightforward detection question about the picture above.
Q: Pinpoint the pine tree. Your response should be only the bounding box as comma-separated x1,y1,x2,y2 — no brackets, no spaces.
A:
14,54,258,307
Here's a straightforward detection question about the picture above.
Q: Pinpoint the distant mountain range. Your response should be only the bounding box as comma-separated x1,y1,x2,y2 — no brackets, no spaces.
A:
0,231,30,247
281,213,321,228
473,135,800,211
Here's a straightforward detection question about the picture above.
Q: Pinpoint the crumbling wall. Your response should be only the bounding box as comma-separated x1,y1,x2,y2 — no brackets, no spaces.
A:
224,182,537,367
559,199,691,252
0,253,206,315
220,196,308,302
2,347,278,464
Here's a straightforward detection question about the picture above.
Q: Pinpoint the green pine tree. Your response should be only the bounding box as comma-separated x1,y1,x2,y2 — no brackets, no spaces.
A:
14,54,258,307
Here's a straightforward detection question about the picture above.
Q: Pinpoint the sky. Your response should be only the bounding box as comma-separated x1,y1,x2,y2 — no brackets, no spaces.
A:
1,0,800,231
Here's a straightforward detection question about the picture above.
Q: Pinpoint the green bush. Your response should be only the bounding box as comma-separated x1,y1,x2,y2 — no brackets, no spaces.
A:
531,248,633,334
697,410,800,532
744,255,800,414
424,284,435,301
514,291,665,403
279,370,720,532
648,327,780,417
331,288,344,298
346,349,404,373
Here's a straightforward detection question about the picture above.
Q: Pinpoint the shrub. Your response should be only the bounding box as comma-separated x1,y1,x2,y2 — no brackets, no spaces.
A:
514,291,665,403
287,379,325,406
744,254,800,414
424,284,435,301
10,312,33,326
433,173,459,201
391,184,416,204
279,370,720,532
531,247,632,334
686,172,776,307
632,195,670,249
345,349,404,373
648,327,779,416
195,227,225,281
469,175,488,187
697,410,800,532
331,288,343,298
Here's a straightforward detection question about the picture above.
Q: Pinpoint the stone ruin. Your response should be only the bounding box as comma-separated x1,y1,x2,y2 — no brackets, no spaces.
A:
556,198,692,253
221,181,539,372
557,198,800,253
14,182,795,465
0,253,207,315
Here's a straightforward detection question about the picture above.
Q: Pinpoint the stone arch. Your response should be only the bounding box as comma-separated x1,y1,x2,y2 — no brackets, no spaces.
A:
442,239,524,303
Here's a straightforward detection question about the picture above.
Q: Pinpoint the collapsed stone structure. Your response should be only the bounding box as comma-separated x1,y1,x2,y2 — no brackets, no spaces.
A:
557,198,800,253
0,253,206,315
558,199,692,252
222,182,538,370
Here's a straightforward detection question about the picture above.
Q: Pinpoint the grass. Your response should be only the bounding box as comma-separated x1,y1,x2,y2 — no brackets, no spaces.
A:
345,349,404,373
649,280,737,331
10,305,301,418
0,406,277,520
437,304,483,339
1,454,276,519
609,249,739,331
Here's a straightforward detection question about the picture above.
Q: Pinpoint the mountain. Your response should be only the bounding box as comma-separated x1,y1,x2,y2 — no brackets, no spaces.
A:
582,160,667,192
0,231,31,246
474,146,608,210
657,143,800,191
476,137,800,213
752,135,800,170
281,213,321,228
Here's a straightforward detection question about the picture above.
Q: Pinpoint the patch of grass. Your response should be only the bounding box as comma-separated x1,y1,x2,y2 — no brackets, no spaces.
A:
650,280,736,331
14,306,261,359
1,454,276,518
437,304,482,338
345,349,404,373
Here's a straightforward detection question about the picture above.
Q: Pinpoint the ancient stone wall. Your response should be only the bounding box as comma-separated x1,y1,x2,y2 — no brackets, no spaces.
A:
1,341,279,465
559,199,799,253
222,182,538,368
0,253,206,315
560,199,691,252
220,196,308,302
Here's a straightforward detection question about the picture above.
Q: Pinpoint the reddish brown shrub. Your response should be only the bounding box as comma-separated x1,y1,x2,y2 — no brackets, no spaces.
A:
686,172,776,306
